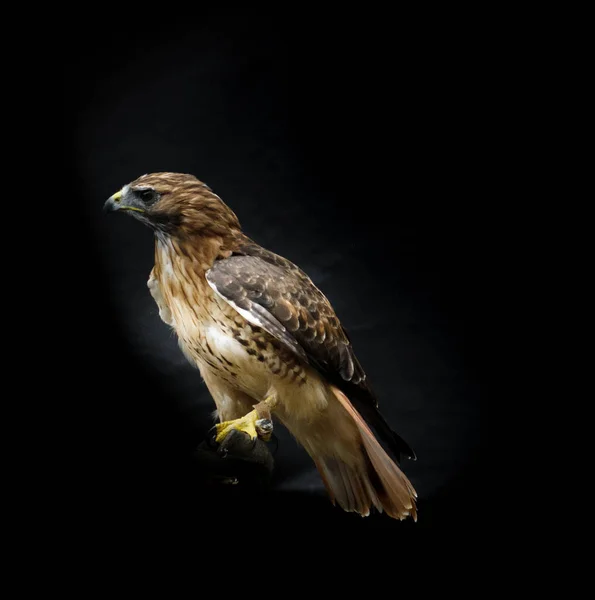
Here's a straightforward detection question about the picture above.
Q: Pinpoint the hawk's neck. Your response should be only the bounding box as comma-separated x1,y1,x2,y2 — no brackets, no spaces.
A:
151,233,237,339
153,233,238,312
153,233,236,284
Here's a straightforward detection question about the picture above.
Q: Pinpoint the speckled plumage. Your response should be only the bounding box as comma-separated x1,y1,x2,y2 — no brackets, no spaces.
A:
107,172,417,520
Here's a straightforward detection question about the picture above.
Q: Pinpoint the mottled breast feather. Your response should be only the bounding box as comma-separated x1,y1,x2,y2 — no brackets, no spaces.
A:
205,240,372,401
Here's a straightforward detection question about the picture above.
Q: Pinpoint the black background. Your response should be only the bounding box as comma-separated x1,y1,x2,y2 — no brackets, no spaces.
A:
64,10,484,563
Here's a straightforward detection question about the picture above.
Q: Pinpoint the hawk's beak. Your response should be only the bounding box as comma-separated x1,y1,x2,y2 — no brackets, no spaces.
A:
103,190,123,213
103,190,146,215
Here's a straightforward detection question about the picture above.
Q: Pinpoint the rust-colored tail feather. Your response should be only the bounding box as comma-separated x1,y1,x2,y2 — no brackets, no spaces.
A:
322,386,417,521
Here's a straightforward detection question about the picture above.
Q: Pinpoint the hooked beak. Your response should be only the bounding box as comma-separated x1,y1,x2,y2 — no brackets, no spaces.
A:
103,190,123,213
103,189,145,215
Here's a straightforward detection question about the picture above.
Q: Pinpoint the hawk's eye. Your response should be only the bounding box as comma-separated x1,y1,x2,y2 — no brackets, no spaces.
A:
134,186,159,206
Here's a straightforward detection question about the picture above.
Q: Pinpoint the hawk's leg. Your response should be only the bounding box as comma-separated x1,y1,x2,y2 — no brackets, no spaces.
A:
215,394,278,443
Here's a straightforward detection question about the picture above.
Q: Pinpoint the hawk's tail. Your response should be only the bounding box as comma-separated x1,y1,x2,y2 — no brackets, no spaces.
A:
313,386,417,521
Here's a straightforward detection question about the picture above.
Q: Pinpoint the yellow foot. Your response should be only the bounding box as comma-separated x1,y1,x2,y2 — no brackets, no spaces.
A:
215,410,274,444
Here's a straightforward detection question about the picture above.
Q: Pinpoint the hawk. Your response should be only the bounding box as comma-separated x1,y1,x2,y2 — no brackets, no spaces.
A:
105,172,417,520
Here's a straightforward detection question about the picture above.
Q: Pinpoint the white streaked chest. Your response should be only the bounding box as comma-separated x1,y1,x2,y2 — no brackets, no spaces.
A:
149,237,285,397
151,237,210,334
197,311,271,395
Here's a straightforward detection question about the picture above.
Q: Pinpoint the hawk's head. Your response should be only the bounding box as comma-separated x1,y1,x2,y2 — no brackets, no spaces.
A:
104,172,241,237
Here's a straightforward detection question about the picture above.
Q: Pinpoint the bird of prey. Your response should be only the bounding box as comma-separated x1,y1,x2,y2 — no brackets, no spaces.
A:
105,172,417,520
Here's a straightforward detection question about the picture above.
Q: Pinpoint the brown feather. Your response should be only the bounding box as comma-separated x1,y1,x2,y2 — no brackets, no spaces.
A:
330,385,418,520
206,252,369,393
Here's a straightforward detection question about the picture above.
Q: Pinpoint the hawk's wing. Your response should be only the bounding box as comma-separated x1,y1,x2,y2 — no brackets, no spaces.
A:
206,240,416,461
206,241,372,401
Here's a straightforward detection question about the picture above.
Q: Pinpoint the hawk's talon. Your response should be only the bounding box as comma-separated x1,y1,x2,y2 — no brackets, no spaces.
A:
215,408,273,444
255,418,273,441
